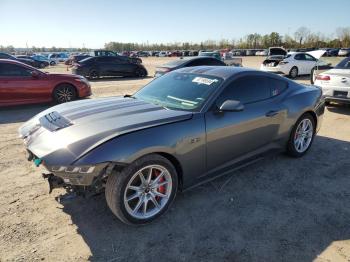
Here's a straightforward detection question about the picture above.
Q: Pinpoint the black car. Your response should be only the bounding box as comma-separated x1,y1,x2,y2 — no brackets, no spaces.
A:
16,55,49,68
93,50,142,64
154,57,226,77
72,56,148,79
0,52,35,67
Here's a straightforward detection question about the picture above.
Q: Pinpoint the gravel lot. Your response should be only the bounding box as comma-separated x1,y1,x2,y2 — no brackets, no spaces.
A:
0,57,349,262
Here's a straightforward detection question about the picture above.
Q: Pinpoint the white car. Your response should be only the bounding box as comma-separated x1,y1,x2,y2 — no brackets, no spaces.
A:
48,53,69,65
158,51,167,57
314,57,350,105
260,50,326,79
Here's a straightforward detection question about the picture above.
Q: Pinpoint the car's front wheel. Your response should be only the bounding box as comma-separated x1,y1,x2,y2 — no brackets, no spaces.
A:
287,113,315,157
53,84,77,104
88,70,100,80
105,154,178,225
135,68,147,78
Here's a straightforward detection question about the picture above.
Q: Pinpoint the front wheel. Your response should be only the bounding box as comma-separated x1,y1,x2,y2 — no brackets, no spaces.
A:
135,68,147,78
286,113,315,157
105,154,178,225
53,84,77,104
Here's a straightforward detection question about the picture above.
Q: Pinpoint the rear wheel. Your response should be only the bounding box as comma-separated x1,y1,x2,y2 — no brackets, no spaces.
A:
50,61,55,66
53,84,77,104
286,113,315,157
39,62,46,68
289,66,298,79
105,154,178,225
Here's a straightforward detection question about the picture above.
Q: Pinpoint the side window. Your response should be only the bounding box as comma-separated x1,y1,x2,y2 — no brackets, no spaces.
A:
304,54,316,61
187,59,206,67
294,54,304,60
268,78,288,96
206,58,225,66
217,76,272,105
0,63,32,77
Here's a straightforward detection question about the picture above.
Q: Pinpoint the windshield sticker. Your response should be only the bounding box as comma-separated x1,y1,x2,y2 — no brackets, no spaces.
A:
192,77,218,86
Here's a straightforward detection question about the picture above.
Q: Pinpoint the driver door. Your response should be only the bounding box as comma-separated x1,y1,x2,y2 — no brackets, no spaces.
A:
205,75,287,172
0,63,49,105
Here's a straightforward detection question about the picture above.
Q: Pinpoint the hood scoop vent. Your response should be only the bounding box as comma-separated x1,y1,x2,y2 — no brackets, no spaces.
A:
39,111,73,131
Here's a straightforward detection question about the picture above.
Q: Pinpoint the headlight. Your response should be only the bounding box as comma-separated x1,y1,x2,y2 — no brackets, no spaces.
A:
51,165,95,174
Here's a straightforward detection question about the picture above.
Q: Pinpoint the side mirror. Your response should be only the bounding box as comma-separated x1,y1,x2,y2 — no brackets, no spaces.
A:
217,100,244,112
31,71,40,78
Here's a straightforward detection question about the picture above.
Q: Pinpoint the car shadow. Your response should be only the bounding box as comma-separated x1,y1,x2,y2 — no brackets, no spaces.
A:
327,104,350,115
58,135,350,262
88,76,153,82
0,104,51,124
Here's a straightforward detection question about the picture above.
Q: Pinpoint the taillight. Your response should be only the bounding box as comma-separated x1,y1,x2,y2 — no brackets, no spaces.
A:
316,75,330,81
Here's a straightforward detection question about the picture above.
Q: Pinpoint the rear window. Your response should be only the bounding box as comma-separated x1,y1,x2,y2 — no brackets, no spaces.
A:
335,57,350,69
162,59,186,68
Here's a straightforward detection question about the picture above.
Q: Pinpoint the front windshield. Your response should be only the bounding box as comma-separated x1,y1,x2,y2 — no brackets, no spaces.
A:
134,72,223,111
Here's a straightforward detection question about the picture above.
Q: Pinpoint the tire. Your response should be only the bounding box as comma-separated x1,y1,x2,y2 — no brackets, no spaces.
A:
310,68,316,84
289,66,298,79
135,68,147,78
39,62,46,69
50,61,55,66
88,70,100,80
105,154,178,225
53,84,77,104
286,113,316,157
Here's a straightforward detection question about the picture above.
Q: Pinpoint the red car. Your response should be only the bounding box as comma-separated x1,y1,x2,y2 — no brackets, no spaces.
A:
0,59,91,107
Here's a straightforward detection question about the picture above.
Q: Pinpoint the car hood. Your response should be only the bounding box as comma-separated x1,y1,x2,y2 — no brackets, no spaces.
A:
19,97,193,161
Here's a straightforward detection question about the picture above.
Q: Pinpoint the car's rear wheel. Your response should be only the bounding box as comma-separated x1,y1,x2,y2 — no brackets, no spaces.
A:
135,68,147,78
289,66,298,79
105,154,178,225
53,84,77,104
89,70,100,80
310,68,317,84
287,113,315,157
50,61,55,66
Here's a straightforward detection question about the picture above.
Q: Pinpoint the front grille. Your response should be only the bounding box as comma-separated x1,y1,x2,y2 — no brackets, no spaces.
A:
39,111,72,131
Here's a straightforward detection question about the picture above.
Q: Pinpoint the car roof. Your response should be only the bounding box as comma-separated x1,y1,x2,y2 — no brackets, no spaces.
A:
0,58,34,67
176,66,256,80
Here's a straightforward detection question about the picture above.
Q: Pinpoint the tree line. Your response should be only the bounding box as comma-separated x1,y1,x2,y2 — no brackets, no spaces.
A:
1,27,349,54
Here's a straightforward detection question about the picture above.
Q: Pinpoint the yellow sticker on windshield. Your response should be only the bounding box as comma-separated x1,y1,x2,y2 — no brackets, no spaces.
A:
192,77,218,86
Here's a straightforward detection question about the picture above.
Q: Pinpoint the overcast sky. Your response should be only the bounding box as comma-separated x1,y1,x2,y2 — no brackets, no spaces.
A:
1,0,349,48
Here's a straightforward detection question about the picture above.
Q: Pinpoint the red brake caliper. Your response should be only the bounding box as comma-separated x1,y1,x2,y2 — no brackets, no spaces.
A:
154,169,165,201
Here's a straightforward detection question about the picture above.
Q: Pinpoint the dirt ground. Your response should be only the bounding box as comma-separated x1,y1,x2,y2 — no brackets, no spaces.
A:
1,57,350,262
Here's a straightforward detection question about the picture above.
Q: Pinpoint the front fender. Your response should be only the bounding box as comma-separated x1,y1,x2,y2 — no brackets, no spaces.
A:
74,115,206,188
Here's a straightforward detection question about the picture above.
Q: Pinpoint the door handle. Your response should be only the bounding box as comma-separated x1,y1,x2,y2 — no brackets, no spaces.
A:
265,110,279,117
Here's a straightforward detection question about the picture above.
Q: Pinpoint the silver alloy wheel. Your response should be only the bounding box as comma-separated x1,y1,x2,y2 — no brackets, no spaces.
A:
312,69,317,83
124,165,172,219
294,119,314,153
56,87,74,103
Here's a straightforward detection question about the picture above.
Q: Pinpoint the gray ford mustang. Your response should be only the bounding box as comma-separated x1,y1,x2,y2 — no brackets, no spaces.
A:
19,66,325,225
